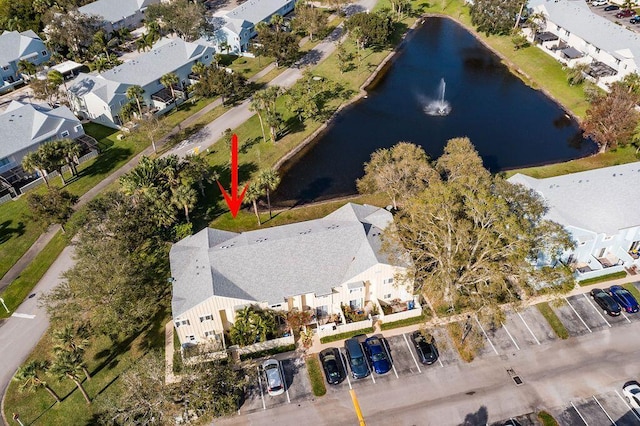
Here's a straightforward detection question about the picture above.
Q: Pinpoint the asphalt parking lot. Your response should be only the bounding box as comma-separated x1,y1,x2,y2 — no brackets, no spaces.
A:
589,2,640,32
552,390,640,426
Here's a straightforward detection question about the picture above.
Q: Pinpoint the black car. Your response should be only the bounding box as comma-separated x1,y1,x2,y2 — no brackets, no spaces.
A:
319,348,346,385
411,331,439,365
591,288,621,316
631,16,640,24
604,4,620,11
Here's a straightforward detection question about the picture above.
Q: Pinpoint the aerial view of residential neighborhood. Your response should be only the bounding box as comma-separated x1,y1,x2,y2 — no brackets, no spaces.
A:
4,0,640,423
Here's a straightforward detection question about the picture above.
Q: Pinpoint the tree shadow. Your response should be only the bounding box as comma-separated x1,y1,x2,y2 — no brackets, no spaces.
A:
0,219,26,244
459,405,488,426
239,136,262,154
76,147,132,178
281,117,306,138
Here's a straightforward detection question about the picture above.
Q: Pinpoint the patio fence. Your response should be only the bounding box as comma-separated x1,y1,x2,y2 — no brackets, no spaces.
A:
317,318,373,337
380,304,423,323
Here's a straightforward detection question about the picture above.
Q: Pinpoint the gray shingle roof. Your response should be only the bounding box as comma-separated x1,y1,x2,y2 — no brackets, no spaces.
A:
0,101,80,159
78,0,156,24
507,162,640,235
225,0,292,25
171,203,396,317
0,30,45,67
538,0,640,67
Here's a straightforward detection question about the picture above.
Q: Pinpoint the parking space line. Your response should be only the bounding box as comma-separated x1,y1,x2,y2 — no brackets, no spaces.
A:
339,350,352,390
515,309,541,345
501,322,520,351
620,310,632,324
474,317,499,355
583,293,611,327
570,401,589,425
402,333,422,373
592,395,616,425
564,296,592,333
615,389,640,422
437,357,443,368
256,367,266,410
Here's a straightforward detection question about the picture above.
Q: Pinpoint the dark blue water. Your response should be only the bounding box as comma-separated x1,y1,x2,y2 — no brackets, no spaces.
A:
274,17,597,205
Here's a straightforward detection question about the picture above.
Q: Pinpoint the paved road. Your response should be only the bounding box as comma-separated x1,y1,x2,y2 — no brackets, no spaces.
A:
218,317,640,425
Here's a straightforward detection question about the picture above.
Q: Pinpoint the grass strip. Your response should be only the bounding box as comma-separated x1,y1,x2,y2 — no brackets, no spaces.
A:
306,355,327,397
536,302,569,339
380,312,428,330
537,410,559,426
577,271,628,286
623,283,640,302
319,327,374,344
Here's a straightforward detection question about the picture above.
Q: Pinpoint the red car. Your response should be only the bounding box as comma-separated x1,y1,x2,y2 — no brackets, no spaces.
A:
616,9,635,18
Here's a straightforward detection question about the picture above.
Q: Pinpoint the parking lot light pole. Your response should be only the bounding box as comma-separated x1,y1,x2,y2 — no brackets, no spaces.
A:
461,315,472,344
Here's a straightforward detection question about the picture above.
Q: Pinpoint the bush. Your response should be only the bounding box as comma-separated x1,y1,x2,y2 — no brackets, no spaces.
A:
536,302,569,339
578,271,627,286
537,411,559,426
319,327,374,344
239,344,296,361
306,356,327,397
380,313,427,330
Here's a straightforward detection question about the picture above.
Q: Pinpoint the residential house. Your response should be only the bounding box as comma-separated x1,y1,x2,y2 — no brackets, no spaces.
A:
0,30,50,93
170,203,414,347
0,100,92,191
508,163,640,281
209,0,297,54
527,0,640,87
67,37,214,129
78,0,161,33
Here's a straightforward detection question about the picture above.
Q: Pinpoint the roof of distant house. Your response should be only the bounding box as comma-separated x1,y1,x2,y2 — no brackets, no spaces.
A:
225,0,293,25
0,30,45,68
508,162,640,235
0,101,81,160
536,0,640,67
78,0,157,24
170,203,400,317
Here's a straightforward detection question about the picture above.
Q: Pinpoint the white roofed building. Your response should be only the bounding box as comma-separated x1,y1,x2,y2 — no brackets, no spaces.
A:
78,0,161,33
0,30,50,93
508,163,640,281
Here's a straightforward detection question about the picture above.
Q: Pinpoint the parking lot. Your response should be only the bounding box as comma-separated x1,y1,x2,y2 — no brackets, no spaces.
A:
589,2,640,32
239,283,640,423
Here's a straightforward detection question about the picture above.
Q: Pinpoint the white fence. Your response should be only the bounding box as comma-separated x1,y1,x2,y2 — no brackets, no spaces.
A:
317,318,373,338
237,335,295,356
380,305,423,323
0,193,12,206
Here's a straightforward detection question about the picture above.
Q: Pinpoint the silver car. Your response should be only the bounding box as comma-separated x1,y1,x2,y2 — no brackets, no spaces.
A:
262,359,285,396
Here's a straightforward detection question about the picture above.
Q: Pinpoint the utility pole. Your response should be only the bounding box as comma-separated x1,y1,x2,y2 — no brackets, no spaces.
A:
461,315,473,344
515,2,526,30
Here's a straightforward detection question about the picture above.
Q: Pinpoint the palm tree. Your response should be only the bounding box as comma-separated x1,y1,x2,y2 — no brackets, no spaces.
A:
249,92,268,144
60,139,81,176
253,86,282,143
257,169,280,219
126,85,145,117
119,156,161,203
171,185,197,222
13,360,61,403
22,150,50,187
17,59,36,81
270,14,284,32
50,351,91,404
160,72,180,105
243,181,265,226
40,140,69,185
53,324,91,381
191,61,206,77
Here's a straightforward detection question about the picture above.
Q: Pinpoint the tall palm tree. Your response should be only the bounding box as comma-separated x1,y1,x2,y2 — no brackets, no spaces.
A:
119,156,161,203
126,85,145,117
53,324,91,381
22,150,50,187
171,185,197,222
50,351,91,404
249,92,268,144
270,14,284,32
60,139,81,176
257,169,280,219
40,140,69,185
191,61,206,77
13,360,61,403
243,181,265,226
160,72,180,104
17,59,36,81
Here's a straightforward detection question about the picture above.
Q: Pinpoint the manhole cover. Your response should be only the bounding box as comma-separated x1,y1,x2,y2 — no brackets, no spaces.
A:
513,376,523,386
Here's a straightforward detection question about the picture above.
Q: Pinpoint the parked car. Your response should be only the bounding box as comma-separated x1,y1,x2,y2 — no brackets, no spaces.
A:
344,337,370,379
319,348,346,385
411,331,439,365
616,9,634,17
590,288,621,316
604,4,620,11
631,15,640,24
608,285,639,313
262,358,285,396
591,0,607,5
623,380,640,409
363,337,392,374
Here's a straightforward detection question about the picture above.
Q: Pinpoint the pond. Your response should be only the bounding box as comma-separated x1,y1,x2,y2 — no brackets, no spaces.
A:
273,17,597,205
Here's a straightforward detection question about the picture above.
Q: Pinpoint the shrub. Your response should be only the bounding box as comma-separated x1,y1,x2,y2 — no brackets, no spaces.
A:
578,271,627,286
380,313,427,330
306,356,327,397
537,411,559,426
319,327,374,344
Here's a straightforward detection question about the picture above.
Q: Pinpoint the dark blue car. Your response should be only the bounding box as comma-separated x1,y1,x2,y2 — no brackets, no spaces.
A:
608,285,639,313
363,337,392,374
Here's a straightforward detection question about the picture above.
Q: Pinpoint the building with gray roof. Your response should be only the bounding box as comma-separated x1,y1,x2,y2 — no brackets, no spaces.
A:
67,37,214,129
0,100,85,188
0,30,50,93
170,203,413,346
78,0,161,33
508,162,640,281
529,0,640,86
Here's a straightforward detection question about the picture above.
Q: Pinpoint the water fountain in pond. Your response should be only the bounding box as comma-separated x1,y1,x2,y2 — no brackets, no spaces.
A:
424,78,451,116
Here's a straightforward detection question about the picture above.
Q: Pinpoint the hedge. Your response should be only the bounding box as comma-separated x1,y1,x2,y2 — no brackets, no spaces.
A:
306,356,327,396
319,327,374,344
577,271,627,286
239,344,297,361
380,313,427,330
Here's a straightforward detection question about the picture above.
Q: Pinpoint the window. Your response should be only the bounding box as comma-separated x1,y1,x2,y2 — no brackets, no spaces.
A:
199,314,213,322
270,303,282,309
595,47,600,54
74,125,82,133
564,30,570,37
187,335,196,342
2,66,8,71
384,278,394,284
384,293,392,299
60,130,69,138
41,50,47,56
597,248,606,258
175,319,190,327
204,330,216,338
205,55,209,59
316,305,328,317
349,299,362,310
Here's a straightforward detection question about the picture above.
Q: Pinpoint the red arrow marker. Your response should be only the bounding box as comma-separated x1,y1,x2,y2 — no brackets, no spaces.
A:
217,134,248,217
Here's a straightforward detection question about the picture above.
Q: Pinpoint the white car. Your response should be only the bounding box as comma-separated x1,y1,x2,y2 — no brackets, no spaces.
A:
262,359,285,396
623,380,640,408
591,0,608,5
